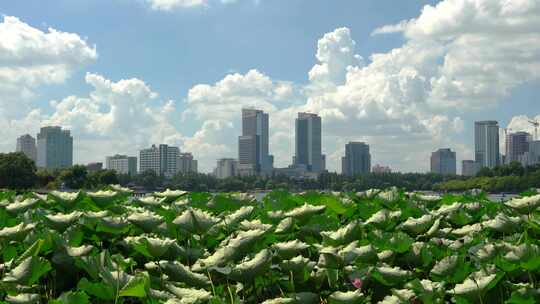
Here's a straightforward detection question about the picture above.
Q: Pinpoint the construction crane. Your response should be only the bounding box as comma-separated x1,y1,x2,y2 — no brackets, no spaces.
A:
529,119,539,140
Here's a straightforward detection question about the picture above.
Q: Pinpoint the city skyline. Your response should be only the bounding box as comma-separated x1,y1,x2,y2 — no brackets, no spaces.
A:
11,115,540,176
0,1,539,173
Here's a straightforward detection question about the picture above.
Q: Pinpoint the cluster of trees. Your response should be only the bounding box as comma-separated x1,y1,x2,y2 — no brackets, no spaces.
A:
2,152,538,193
0,153,120,190
0,152,457,192
435,162,540,193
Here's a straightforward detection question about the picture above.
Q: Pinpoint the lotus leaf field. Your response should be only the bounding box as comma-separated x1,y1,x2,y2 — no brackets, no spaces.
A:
1,186,540,304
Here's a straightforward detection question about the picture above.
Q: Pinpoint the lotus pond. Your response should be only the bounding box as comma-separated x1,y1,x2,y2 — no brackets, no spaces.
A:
1,187,540,303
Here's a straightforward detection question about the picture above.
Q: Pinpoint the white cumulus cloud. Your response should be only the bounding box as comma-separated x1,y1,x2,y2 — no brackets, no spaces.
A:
0,16,97,152
44,73,183,164
145,0,207,11
182,0,540,173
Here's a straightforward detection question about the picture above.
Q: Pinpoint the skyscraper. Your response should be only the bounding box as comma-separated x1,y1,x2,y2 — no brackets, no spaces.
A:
505,131,531,164
178,153,198,173
106,154,137,175
475,121,500,169
520,141,540,166
294,112,324,172
37,126,73,169
238,108,273,176
431,148,456,175
462,160,479,177
16,134,37,163
341,142,371,176
139,144,179,176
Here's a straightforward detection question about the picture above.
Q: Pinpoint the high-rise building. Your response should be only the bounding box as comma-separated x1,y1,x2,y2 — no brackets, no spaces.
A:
372,164,392,173
106,155,137,175
431,148,456,175
139,144,179,176
475,121,500,169
341,142,371,176
238,109,273,176
505,131,531,164
462,160,479,177
16,134,37,163
178,153,198,173
214,158,238,179
520,141,540,166
294,112,325,172
37,126,73,169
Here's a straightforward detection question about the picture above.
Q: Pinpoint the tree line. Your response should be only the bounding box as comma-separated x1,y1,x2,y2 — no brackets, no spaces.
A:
435,162,540,193
1,152,538,193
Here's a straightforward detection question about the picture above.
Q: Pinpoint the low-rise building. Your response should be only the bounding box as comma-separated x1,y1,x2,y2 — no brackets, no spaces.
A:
214,158,238,179
372,164,391,173
106,154,137,175
462,160,479,177
139,144,179,176
86,162,103,173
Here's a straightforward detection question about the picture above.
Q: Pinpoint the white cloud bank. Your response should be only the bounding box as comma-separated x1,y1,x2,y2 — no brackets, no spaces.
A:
0,16,96,151
145,0,207,11
144,0,250,11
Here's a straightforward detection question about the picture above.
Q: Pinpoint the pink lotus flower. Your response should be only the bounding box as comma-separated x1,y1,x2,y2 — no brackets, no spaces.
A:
352,278,363,289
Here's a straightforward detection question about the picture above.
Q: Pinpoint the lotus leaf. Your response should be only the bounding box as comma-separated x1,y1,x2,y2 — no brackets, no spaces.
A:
400,214,434,235
166,284,212,304
127,210,164,232
223,206,254,227
328,290,366,304
505,194,540,213
239,219,273,232
125,236,176,259
173,208,220,234
192,229,266,270
49,191,80,206
338,242,377,265
5,293,40,304
449,266,503,296
275,217,294,234
145,260,210,287
0,223,36,242
2,256,51,285
284,203,326,222
6,198,38,214
44,211,82,231
228,249,272,282
321,220,361,246
273,240,310,259
371,265,412,286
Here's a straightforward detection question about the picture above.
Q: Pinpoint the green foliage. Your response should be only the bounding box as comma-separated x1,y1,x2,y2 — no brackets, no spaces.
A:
1,188,540,303
0,152,37,190
437,163,540,193
58,165,88,189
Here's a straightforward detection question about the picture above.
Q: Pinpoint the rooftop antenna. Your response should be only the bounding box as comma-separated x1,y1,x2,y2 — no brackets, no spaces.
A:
529,119,539,140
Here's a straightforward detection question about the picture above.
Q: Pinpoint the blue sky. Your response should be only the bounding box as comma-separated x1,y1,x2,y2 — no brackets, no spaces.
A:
0,0,539,173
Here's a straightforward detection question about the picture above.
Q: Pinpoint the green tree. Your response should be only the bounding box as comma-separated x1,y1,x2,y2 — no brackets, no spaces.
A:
86,170,119,188
58,165,88,189
136,170,162,189
0,152,37,190
36,169,59,189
